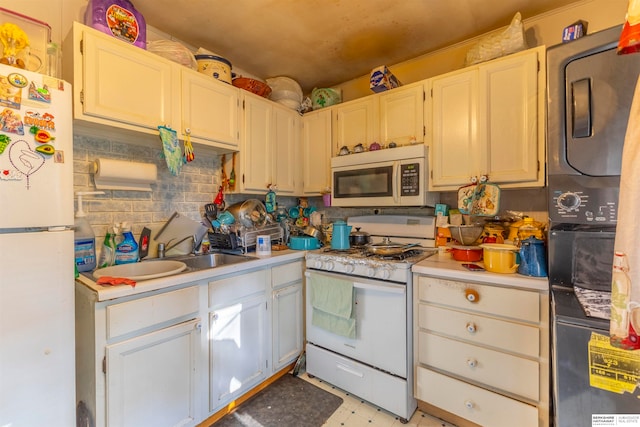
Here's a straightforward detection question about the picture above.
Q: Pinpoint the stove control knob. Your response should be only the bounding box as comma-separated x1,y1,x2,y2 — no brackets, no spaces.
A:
557,192,582,211
344,264,355,274
380,267,391,280
366,267,376,277
314,259,324,269
325,261,335,271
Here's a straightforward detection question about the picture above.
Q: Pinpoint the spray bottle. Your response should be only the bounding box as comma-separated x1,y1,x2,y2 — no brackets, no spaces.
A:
74,191,104,272
115,221,139,264
97,225,116,268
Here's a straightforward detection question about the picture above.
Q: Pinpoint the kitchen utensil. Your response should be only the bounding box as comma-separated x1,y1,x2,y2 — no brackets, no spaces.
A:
365,238,421,256
204,203,218,222
154,211,179,240
232,77,272,97
447,224,483,246
221,154,227,190
302,225,323,240
226,199,267,228
288,235,320,250
349,227,371,246
138,227,151,259
480,243,520,273
229,152,236,191
449,245,483,262
195,54,232,84
330,220,352,250
517,237,547,277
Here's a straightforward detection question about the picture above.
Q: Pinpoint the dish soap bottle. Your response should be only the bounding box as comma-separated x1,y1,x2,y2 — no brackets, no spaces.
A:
97,226,116,268
115,222,139,264
74,191,103,272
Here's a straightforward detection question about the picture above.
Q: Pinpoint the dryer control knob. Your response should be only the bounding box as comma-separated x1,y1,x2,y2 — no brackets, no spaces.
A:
557,192,582,211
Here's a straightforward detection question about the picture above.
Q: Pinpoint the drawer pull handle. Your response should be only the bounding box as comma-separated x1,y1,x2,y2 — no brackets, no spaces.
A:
465,289,479,303
465,400,475,409
467,358,478,368
466,322,477,334
336,363,364,378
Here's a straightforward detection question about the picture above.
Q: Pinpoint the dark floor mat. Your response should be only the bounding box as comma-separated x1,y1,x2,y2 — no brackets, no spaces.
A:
212,374,343,427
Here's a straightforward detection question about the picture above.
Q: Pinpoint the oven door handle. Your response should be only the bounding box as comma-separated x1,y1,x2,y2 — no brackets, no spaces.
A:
354,281,405,294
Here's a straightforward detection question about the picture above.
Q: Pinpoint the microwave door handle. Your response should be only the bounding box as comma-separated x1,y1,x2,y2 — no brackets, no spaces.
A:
393,161,400,204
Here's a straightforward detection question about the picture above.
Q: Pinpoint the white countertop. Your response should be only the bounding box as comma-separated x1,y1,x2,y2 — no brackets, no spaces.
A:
76,249,306,301
412,250,549,292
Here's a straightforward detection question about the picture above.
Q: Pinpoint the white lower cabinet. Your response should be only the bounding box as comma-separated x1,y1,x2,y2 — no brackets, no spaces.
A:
271,261,304,371
208,269,269,411
413,275,549,427
106,319,201,427
76,256,305,427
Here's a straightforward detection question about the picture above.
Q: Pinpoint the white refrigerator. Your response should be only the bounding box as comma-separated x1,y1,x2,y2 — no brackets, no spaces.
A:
0,64,75,425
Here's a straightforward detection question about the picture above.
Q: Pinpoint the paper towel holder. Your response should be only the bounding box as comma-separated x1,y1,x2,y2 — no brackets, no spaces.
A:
93,158,158,191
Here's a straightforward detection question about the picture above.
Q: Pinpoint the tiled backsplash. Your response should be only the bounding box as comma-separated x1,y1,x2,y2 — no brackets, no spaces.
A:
74,135,549,245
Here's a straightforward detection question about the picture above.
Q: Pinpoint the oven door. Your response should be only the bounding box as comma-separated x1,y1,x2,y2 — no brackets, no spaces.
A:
305,270,408,377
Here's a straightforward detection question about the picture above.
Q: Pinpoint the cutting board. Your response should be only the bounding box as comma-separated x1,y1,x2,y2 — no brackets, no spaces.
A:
148,212,209,257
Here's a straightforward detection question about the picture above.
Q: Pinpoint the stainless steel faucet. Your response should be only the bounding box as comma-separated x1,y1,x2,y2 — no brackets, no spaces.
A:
161,234,201,257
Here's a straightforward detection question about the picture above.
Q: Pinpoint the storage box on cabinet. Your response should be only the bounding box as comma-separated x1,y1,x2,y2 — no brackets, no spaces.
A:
416,368,539,427
106,286,199,339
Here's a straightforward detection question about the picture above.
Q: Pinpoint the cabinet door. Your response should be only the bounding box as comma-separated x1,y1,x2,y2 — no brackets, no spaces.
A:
479,49,539,185
379,84,424,145
272,282,303,371
240,94,273,193
106,319,201,427
431,69,479,189
209,293,268,410
81,27,174,132
333,96,379,153
273,104,300,195
302,109,332,195
181,70,240,150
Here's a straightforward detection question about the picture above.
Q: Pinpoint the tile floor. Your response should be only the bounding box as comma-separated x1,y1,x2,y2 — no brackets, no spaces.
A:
299,373,457,427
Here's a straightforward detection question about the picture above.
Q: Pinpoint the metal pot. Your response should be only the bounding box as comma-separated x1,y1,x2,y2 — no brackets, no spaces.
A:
365,237,420,256
303,225,324,241
449,245,483,262
226,199,267,228
349,227,371,246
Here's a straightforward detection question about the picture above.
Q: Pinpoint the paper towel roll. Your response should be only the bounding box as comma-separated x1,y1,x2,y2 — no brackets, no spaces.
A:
93,158,157,191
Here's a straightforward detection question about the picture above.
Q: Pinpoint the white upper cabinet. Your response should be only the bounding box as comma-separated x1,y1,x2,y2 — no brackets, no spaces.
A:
66,22,174,135
237,94,300,195
430,46,545,191
302,108,332,195
379,83,426,146
64,22,240,152
333,96,379,153
180,69,240,150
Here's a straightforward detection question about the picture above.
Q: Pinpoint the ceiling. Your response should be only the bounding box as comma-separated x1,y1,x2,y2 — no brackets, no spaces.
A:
133,0,581,94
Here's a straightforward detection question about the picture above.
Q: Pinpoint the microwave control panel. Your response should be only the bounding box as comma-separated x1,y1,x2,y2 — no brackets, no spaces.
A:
400,163,420,196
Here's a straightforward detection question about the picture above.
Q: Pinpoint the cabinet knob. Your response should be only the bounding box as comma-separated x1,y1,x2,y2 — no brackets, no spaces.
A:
467,358,478,368
466,322,477,334
195,322,202,331
465,400,475,409
465,289,480,303
212,313,219,321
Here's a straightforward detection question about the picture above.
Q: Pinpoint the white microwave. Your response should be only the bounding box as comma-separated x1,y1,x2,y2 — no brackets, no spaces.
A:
331,144,439,207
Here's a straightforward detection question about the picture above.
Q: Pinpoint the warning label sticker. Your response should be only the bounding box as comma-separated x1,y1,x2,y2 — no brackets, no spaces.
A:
588,332,640,395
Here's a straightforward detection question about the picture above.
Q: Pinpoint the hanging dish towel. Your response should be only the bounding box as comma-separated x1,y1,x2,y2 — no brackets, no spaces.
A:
158,125,183,176
457,181,501,216
309,274,355,339
611,74,640,350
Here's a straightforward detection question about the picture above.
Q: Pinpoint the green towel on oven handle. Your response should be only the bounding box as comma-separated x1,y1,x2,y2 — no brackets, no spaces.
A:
309,274,356,339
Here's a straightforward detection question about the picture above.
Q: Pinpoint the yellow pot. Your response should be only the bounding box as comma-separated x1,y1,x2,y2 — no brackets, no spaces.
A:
480,243,519,273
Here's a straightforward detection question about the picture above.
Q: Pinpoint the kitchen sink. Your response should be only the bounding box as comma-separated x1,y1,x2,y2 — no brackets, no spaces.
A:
169,252,255,270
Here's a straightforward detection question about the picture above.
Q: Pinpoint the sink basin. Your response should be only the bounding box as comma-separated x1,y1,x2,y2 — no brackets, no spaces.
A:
172,253,254,270
93,260,187,281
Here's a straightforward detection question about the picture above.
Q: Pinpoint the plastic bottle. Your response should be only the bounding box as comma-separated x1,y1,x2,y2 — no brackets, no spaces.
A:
610,251,631,342
97,226,116,268
74,191,104,272
115,222,139,264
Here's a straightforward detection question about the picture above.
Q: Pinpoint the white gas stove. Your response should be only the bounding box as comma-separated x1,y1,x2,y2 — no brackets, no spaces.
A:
306,215,437,283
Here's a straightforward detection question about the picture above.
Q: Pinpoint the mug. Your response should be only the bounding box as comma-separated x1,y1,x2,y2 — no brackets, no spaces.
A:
256,235,271,256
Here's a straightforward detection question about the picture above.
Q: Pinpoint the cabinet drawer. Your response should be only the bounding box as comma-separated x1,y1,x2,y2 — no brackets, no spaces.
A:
416,367,538,427
418,332,539,401
209,269,267,307
418,304,540,357
272,261,303,289
107,286,199,339
417,276,539,323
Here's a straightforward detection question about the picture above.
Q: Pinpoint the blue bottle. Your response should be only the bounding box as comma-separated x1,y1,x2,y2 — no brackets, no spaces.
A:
115,222,139,264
